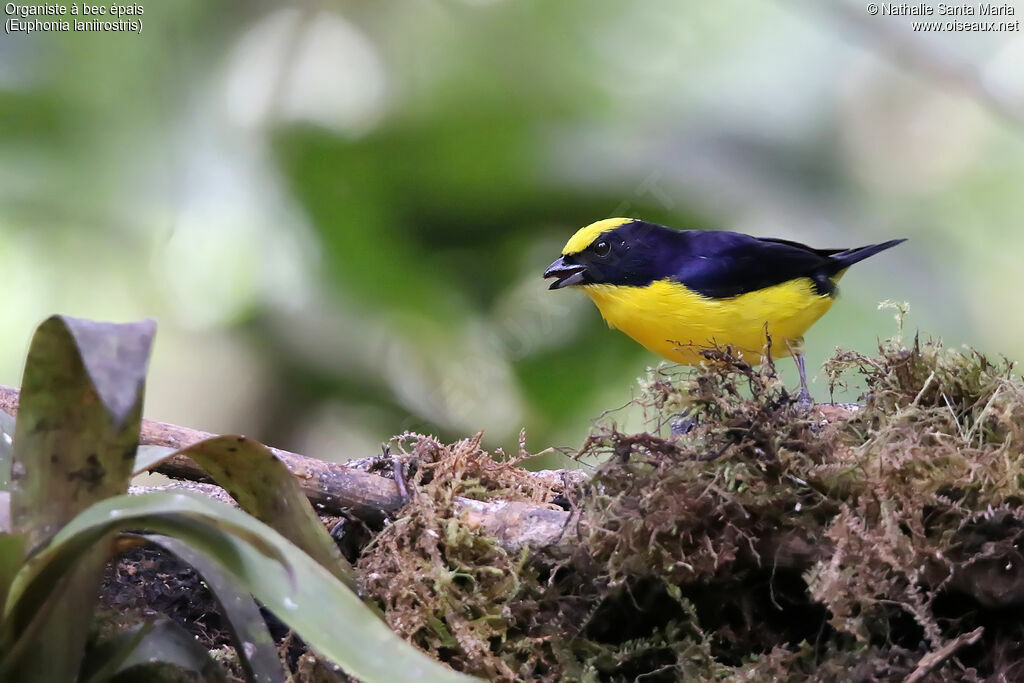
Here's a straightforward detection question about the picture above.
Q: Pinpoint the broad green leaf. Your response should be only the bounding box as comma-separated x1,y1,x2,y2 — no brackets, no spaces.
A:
80,618,226,683
5,505,289,634
148,435,356,590
133,445,178,476
0,533,24,603
6,491,477,683
141,534,285,683
11,315,156,549
0,540,115,682
2,508,276,682
5,316,155,683
79,620,154,683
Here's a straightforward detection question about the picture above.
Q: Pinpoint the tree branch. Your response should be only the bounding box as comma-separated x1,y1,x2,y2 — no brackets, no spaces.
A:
905,627,984,683
0,383,574,550
0,383,406,520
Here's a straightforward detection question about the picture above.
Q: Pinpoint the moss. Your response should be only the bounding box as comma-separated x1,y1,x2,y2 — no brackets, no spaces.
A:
353,312,1024,681
356,433,554,680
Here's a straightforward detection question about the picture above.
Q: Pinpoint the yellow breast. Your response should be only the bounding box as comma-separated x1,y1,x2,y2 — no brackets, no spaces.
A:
581,278,836,365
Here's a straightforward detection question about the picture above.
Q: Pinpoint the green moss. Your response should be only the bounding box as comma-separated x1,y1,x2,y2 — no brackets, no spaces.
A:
355,314,1024,681
356,434,545,680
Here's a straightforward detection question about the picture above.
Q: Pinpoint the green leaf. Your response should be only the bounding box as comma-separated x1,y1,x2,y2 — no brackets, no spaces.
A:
11,315,156,550
79,620,154,683
3,316,156,682
6,491,477,683
1,542,114,682
80,618,226,683
141,534,285,683
0,533,25,604
149,435,356,590
5,505,289,637
132,445,178,476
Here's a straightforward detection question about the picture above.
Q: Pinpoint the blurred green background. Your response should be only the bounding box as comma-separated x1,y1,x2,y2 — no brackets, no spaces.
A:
2,0,1022,465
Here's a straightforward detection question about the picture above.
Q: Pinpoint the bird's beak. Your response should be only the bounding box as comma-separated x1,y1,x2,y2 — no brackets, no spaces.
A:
543,256,587,290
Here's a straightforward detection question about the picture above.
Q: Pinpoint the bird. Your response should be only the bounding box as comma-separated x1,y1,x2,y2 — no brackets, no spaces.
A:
543,218,906,403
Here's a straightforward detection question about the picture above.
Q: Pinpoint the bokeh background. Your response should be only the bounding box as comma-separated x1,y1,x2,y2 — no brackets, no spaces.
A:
2,0,1022,465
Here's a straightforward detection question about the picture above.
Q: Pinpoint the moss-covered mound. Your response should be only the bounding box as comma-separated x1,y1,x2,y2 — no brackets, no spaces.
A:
355,316,1024,682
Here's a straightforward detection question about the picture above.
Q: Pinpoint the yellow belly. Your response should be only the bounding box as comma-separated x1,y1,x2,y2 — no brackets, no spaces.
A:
581,278,836,365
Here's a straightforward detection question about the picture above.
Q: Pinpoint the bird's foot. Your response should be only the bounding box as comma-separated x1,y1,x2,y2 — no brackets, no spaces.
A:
670,409,697,436
793,388,814,414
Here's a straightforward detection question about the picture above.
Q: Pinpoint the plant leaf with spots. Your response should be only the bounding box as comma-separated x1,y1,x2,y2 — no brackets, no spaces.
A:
1,316,154,683
143,435,357,590
10,315,155,550
6,491,477,683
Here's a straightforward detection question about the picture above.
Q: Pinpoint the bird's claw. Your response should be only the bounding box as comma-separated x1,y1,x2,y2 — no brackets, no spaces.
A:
670,409,697,436
793,388,814,413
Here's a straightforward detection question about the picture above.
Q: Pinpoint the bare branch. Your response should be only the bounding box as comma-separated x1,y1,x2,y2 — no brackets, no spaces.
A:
905,627,984,683
0,383,573,550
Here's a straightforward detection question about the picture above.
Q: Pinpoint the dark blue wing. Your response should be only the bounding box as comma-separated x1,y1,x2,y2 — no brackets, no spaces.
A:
671,230,838,298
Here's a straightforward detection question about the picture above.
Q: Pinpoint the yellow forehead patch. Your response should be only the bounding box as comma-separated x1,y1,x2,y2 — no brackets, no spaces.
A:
561,218,635,255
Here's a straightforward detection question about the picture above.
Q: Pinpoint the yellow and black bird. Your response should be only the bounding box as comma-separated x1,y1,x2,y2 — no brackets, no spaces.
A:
543,218,906,402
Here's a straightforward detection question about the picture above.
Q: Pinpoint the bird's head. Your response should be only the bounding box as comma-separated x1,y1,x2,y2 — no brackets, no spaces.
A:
543,218,674,289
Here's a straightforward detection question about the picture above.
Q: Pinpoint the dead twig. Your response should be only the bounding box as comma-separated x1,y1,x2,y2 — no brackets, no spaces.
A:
904,627,984,683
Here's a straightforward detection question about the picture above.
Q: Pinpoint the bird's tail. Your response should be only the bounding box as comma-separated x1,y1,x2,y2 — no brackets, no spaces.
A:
828,238,907,273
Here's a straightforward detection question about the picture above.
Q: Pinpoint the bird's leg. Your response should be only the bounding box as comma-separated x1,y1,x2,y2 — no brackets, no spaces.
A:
786,338,813,410
793,352,813,407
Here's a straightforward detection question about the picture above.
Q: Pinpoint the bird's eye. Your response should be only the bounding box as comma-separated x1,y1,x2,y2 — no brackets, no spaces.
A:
593,240,611,257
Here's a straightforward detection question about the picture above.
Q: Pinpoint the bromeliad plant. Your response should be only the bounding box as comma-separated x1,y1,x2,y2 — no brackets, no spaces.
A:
0,315,475,683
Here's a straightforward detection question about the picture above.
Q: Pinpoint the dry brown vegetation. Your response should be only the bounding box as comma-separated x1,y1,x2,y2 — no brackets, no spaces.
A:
351,312,1024,682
